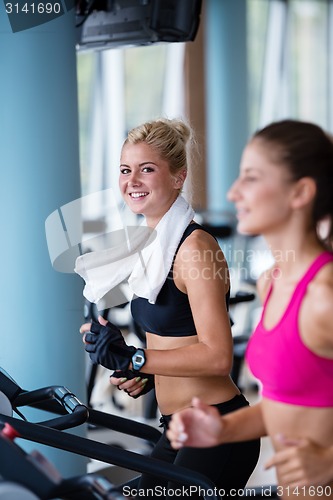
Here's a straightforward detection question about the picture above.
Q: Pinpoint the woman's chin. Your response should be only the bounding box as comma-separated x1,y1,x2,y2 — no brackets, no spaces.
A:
237,222,258,236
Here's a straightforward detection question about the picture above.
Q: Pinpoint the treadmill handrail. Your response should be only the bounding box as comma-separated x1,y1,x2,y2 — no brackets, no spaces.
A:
0,415,221,500
13,386,89,430
13,389,161,446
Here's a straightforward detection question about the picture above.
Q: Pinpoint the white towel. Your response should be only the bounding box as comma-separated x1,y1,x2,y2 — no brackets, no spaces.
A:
74,195,195,309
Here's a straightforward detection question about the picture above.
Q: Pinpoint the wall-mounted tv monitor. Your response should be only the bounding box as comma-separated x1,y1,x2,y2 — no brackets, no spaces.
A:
76,0,202,50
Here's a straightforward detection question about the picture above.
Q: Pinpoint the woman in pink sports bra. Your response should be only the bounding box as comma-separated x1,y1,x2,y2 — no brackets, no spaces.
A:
167,119,333,499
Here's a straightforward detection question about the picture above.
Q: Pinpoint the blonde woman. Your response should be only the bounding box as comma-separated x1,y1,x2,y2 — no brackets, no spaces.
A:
78,119,260,498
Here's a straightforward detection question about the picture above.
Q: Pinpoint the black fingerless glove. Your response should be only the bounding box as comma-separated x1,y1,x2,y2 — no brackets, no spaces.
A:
112,370,155,399
84,321,137,371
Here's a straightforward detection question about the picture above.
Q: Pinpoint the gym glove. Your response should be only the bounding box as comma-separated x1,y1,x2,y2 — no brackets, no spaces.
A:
84,320,136,371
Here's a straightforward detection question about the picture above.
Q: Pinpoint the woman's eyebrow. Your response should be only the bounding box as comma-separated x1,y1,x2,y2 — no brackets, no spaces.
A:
242,167,261,173
120,161,158,168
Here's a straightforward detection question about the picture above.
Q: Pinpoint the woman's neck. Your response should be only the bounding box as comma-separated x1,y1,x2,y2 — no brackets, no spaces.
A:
264,229,325,276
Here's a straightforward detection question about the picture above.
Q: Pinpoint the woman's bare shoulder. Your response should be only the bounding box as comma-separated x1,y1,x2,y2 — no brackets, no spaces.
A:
181,227,223,252
177,227,225,262
308,261,333,316
303,262,333,354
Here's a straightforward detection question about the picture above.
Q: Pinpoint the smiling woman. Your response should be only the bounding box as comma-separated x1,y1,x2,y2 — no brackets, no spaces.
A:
77,118,260,498
227,139,297,236
119,121,189,228
119,142,183,227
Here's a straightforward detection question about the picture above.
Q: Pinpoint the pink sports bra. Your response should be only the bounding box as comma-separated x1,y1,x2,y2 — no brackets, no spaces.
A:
246,252,333,407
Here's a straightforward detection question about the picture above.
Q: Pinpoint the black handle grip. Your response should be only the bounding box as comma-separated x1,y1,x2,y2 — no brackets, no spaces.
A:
13,386,89,430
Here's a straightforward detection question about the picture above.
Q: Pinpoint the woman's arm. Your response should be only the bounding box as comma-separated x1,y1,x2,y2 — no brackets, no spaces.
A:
139,230,234,377
166,397,266,449
266,436,333,488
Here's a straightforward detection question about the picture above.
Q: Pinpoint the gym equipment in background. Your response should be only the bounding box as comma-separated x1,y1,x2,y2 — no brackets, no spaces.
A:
0,367,221,500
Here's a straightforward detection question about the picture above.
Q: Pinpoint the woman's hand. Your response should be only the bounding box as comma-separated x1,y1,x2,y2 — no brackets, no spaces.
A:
80,319,98,342
266,435,333,488
79,315,137,371
80,316,110,343
110,371,151,398
166,397,224,449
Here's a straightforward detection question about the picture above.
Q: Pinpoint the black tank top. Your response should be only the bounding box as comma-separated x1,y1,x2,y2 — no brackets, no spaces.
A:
130,223,230,337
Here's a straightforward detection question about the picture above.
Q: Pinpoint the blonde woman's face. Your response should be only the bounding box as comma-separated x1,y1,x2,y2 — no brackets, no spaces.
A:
119,142,182,226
